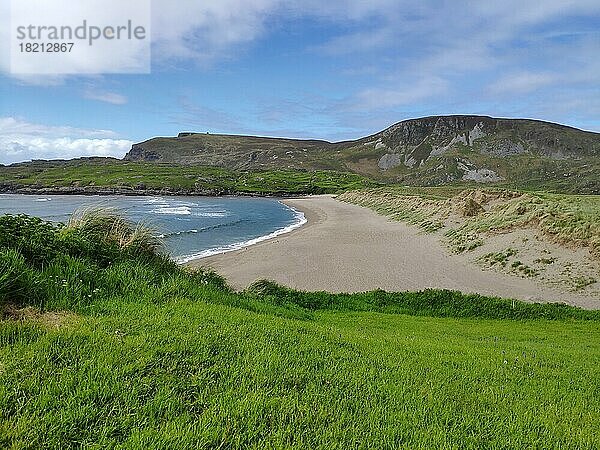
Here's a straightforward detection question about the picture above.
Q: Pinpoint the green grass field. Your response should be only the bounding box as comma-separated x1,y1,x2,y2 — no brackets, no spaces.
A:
0,160,372,195
1,213,600,448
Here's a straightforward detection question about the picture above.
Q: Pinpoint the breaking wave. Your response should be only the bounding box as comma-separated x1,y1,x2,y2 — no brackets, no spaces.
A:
176,205,306,263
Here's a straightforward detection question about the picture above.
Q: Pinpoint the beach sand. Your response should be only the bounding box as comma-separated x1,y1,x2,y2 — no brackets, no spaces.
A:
190,195,599,309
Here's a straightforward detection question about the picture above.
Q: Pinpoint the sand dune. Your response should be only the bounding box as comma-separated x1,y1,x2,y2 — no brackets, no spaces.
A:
191,195,599,309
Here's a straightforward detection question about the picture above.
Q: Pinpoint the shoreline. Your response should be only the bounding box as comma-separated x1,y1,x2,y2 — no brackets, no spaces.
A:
177,202,307,263
0,192,311,264
182,196,326,267
192,195,599,310
0,184,316,198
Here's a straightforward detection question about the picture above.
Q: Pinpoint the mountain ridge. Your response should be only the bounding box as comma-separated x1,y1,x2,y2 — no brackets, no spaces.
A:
2,115,598,194
161,115,600,145
124,115,600,189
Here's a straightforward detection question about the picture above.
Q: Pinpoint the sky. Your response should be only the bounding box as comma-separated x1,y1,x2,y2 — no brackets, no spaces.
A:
1,0,599,164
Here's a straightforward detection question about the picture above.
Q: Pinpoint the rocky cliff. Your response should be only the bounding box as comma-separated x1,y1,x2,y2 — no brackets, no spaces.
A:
363,116,599,172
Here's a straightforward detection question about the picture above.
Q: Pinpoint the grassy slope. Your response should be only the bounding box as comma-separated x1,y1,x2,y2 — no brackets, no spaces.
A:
0,161,372,195
367,148,600,194
1,214,600,448
3,300,600,449
128,134,347,171
3,157,599,197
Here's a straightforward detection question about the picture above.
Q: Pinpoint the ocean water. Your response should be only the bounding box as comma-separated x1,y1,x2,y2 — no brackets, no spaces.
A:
0,194,305,262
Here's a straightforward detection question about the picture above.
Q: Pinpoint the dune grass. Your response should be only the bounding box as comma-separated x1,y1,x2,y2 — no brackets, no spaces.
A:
1,213,600,448
339,187,600,256
66,207,162,254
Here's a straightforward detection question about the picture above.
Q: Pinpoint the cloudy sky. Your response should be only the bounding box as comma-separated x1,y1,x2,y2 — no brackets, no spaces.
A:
1,0,599,164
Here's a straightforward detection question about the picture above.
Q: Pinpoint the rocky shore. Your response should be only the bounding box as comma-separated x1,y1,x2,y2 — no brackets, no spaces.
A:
0,183,300,197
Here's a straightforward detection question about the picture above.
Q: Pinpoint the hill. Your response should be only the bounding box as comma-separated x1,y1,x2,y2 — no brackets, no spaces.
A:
124,115,600,193
1,115,599,195
0,161,372,196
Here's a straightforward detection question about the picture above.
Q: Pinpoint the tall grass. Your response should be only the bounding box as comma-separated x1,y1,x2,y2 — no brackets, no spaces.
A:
0,212,176,311
67,206,162,254
245,280,600,321
0,249,29,308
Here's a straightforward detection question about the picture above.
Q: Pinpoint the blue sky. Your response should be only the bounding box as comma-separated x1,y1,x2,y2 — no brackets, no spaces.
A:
1,0,599,163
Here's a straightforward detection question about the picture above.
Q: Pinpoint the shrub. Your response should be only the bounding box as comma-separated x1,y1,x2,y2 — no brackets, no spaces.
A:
0,248,32,308
0,215,62,267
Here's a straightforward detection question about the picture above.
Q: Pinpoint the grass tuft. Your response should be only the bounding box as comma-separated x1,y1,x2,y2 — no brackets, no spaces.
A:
66,206,162,254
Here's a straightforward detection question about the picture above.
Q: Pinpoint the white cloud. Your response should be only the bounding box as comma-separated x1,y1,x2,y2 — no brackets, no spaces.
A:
149,0,406,65
0,117,132,164
83,89,128,105
489,72,559,95
0,0,11,74
311,28,394,56
3,0,598,83
470,0,600,27
352,76,449,110
151,0,280,65
284,0,407,21
0,0,149,82
8,0,149,75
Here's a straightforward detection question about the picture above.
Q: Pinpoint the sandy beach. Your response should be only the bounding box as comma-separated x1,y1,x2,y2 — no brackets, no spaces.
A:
190,195,599,309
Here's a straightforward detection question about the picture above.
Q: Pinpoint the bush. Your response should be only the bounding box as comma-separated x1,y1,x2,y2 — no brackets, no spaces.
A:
0,215,62,267
0,248,32,308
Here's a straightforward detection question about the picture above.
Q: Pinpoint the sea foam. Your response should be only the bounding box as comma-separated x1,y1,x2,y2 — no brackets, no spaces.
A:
152,206,192,215
176,204,306,263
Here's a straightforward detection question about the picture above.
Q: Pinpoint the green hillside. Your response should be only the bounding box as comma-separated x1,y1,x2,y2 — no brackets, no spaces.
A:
1,213,600,448
0,160,372,196
121,115,600,193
